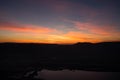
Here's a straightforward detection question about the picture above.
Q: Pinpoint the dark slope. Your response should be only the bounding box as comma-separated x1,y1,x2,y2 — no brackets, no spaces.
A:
0,42,120,72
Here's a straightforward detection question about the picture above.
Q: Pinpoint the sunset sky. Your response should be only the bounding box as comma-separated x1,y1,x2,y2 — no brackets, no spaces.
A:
0,0,120,44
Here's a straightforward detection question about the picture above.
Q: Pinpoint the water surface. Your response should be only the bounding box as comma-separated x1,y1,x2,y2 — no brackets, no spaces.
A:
35,69,120,80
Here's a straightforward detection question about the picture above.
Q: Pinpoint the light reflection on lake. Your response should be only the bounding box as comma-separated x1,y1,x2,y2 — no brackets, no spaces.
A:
35,69,120,80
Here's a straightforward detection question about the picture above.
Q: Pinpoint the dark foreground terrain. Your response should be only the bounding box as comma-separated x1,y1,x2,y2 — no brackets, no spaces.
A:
0,42,120,80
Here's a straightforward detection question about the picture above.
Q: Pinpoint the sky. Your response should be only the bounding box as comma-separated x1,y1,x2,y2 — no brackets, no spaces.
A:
0,0,120,44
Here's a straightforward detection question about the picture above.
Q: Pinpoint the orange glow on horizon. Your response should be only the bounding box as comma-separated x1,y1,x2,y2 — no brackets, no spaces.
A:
0,21,120,44
0,33,104,44
0,35,119,44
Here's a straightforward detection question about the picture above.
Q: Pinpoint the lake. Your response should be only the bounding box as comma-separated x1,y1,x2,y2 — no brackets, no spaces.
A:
34,69,120,80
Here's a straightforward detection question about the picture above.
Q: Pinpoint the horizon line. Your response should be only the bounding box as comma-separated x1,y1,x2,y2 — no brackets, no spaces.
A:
0,41,120,45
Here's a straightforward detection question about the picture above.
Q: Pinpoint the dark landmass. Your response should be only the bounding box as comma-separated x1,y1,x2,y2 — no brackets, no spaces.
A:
0,42,120,79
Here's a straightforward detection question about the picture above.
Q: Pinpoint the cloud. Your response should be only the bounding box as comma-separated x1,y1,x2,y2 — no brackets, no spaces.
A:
42,31,103,44
0,22,57,34
38,0,72,14
69,20,120,36
63,31,102,43
0,20,120,44
56,0,119,25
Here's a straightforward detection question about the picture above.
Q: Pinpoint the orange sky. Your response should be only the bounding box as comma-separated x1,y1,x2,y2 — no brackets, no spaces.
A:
0,21,120,44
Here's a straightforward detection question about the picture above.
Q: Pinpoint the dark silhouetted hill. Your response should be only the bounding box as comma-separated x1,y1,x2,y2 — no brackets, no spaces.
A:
0,42,120,72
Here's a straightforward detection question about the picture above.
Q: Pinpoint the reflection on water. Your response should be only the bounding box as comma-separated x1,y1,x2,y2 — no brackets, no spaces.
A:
35,69,120,80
